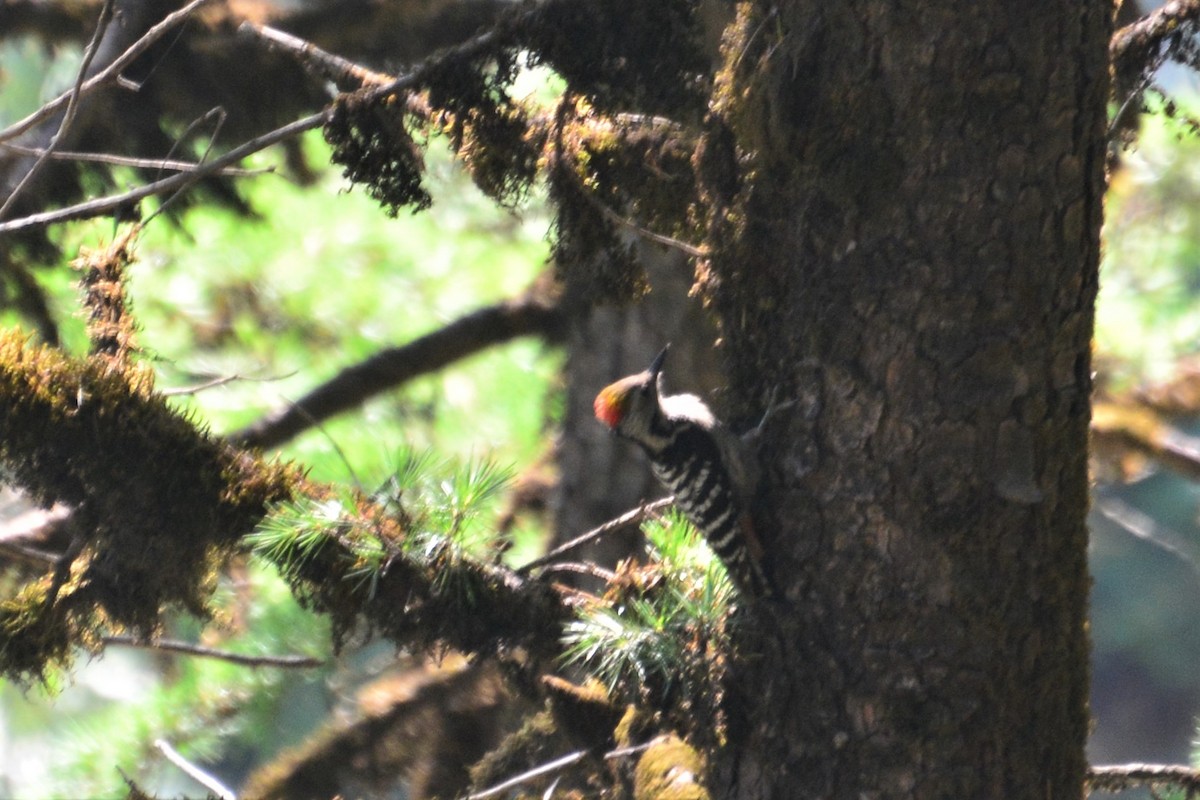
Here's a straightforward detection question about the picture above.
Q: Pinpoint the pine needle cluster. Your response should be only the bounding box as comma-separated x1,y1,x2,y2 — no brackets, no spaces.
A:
245,451,565,655
561,511,734,739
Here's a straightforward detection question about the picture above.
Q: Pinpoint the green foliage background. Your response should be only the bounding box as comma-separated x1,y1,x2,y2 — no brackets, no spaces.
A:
0,114,561,794
1091,108,1200,774
5,32,1200,800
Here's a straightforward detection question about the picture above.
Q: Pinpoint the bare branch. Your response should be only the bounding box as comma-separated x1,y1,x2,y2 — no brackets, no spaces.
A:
0,142,272,177
144,106,230,226
0,0,217,145
104,634,324,668
1092,400,1200,483
0,0,115,221
517,497,675,575
0,504,65,566
0,111,326,236
1088,763,1200,794
586,192,706,258
240,22,391,88
1111,0,1200,74
1093,495,1200,581
0,541,59,567
154,738,237,800
362,16,510,106
159,371,296,398
468,750,588,800
0,0,529,237
230,284,563,449
535,561,618,582
468,743,652,800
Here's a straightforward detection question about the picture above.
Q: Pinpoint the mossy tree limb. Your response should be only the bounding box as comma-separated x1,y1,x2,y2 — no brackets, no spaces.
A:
249,494,571,662
0,328,297,681
0,323,573,682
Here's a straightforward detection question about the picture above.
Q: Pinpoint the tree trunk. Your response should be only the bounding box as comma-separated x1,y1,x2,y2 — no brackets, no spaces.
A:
705,2,1108,797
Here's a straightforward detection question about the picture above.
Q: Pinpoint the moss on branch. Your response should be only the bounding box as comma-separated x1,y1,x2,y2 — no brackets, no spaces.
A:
0,329,297,681
249,494,570,658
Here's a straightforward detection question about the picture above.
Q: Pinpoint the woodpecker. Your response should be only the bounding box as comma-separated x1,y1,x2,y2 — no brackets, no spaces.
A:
593,347,773,598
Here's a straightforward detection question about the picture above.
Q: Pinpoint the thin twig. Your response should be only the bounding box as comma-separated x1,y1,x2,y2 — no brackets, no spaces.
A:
0,142,271,176
517,497,674,575
0,111,326,235
468,751,587,799
587,192,707,258
607,743,656,758
535,561,618,582
0,542,60,566
1093,495,1200,581
0,0,115,221
362,14,512,105
1108,74,1157,140
240,22,391,87
144,106,228,226
158,375,247,398
161,107,226,175
0,0,524,237
468,742,653,799
154,739,238,800
104,635,324,668
159,370,296,398
0,0,216,145
279,398,364,489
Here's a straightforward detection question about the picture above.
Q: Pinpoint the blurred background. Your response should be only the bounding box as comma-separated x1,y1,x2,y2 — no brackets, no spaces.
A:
0,1,1198,797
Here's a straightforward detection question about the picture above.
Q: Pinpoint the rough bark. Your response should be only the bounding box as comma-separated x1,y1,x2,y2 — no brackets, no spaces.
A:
704,2,1108,797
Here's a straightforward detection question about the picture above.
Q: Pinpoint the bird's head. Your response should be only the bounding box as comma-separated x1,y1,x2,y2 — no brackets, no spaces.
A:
593,347,668,438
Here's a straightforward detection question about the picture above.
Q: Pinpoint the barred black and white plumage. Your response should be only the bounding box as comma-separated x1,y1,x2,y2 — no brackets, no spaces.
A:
593,348,773,598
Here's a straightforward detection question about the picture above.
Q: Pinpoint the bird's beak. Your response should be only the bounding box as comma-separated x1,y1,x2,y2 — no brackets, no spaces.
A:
648,345,669,378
